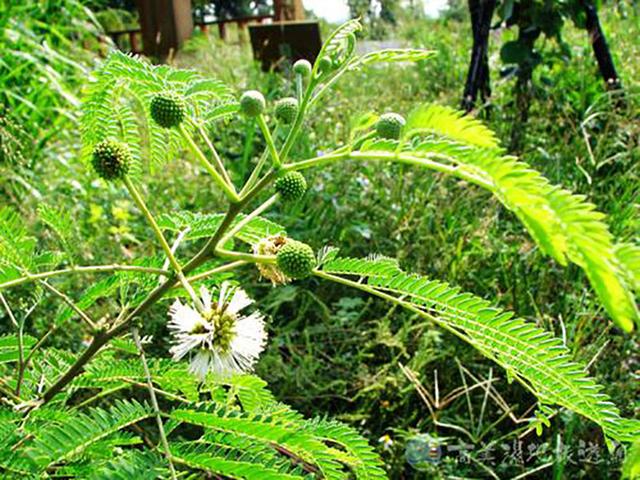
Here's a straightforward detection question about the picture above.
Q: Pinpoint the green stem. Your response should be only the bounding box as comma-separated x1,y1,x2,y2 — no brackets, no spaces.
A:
124,177,203,312
239,125,282,197
195,123,234,187
284,151,494,190
179,124,239,202
0,265,169,291
215,248,275,264
279,86,313,163
185,261,246,283
257,114,281,169
218,195,278,247
131,327,178,480
0,293,23,397
240,150,270,197
296,74,303,103
39,280,97,332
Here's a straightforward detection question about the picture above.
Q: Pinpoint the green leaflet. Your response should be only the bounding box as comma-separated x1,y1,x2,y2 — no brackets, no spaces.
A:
172,406,386,479
157,210,286,245
616,242,640,293
87,450,167,480
81,51,235,169
172,443,308,480
350,48,437,69
318,256,640,444
348,104,639,332
322,19,362,65
27,399,153,470
405,104,499,148
0,334,35,364
0,206,37,270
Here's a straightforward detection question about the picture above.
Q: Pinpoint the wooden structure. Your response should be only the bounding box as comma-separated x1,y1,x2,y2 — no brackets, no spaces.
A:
136,0,194,60
197,14,273,41
107,29,144,55
104,0,310,61
249,21,322,71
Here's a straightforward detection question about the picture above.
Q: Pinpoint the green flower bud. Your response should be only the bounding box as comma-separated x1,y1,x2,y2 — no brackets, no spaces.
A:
91,139,131,181
375,113,405,140
293,59,312,78
240,90,266,118
150,92,186,128
274,97,299,124
317,57,333,75
276,240,316,279
275,171,307,201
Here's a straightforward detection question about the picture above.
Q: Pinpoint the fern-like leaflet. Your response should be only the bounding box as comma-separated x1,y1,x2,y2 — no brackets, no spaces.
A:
316,255,640,444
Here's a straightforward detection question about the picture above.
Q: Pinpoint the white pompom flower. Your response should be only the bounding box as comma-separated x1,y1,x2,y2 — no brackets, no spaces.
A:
168,282,267,380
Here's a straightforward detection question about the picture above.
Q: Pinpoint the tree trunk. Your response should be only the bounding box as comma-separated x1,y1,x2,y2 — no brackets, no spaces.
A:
461,0,496,113
582,0,622,91
509,26,541,152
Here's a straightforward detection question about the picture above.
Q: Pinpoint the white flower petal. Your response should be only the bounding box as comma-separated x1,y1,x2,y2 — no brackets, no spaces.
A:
168,283,268,381
200,285,212,312
168,301,204,333
189,350,211,381
218,282,231,306
228,288,253,314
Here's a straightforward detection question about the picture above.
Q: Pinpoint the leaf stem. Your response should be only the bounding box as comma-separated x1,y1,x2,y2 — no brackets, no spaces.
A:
131,327,178,480
0,293,24,397
215,249,275,264
195,123,234,187
257,114,281,169
0,265,170,291
179,124,239,202
124,177,204,312
185,261,247,283
39,280,98,332
284,151,494,190
218,194,278,247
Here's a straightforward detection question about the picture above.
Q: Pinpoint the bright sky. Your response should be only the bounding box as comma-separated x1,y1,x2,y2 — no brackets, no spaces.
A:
302,0,448,23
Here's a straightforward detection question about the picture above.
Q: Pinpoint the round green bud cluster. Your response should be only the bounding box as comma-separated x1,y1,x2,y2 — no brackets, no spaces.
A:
375,113,406,140
239,90,266,118
274,97,299,124
275,171,307,201
276,240,316,279
150,92,186,128
293,59,312,78
91,139,131,181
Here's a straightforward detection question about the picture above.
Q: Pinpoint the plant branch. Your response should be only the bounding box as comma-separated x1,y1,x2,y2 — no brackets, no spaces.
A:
0,265,170,291
256,115,281,168
39,280,98,332
132,327,178,480
1,293,24,397
179,124,239,202
124,177,203,312
195,123,234,186
38,171,277,406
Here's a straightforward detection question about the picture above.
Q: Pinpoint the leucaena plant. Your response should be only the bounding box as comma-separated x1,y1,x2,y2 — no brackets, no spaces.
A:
0,20,638,478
